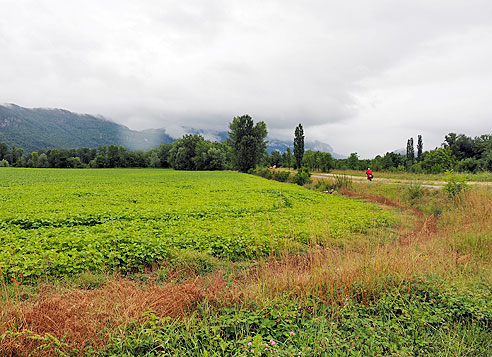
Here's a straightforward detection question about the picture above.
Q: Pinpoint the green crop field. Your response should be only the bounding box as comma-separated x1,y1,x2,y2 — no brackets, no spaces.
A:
0,168,393,281
2,168,491,356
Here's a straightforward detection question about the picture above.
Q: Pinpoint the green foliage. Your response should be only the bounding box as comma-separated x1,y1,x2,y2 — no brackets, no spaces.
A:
445,133,475,161
333,174,353,190
481,150,492,172
406,137,415,165
0,169,392,280
250,167,273,180
0,142,8,161
417,134,423,162
269,150,282,167
379,151,405,171
0,159,9,167
166,250,222,275
292,167,311,186
404,184,426,206
347,152,360,170
443,170,469,198
71,271,108,289
251,168,291,183
408,161,423,173
456,157,481,173
0,104,175,153
228,115,268,172
302,150,334,172
272,170,290,182
147,151,160,168
103,278,492,356
281,147,294,169
293,124,304,169
67,156,84,168
37,153,49,168
421,146,455,173
168,134,204,170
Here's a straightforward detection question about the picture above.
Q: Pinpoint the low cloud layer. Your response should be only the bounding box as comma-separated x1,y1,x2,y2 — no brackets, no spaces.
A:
1,0,491,157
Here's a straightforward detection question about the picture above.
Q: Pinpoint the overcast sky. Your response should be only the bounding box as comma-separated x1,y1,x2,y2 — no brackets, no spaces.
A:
1,0,491,157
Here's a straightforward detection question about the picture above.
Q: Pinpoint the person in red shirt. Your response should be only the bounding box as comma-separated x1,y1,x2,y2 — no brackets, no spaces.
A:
365,168,373,181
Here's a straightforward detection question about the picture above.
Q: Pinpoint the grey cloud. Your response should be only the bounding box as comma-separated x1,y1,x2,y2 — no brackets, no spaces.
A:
1,0,491,157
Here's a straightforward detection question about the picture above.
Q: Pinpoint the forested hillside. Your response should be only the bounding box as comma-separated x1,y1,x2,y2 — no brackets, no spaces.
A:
0,104,174,152
0,104,341,158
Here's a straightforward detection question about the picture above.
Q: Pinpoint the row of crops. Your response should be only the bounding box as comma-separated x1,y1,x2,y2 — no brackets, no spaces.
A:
0,168,394,280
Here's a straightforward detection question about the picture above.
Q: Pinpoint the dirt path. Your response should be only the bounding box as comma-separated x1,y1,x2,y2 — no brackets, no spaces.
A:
312,173,492,188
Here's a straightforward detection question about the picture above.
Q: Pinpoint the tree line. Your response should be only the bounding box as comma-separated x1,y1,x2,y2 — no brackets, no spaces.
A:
1,117,490,174
335,133,492,174
0,116,332,172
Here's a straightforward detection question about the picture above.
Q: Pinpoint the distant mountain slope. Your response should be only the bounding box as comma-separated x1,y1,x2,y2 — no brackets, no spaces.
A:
0,104,173,152
188,129,345,158
0,104,344,157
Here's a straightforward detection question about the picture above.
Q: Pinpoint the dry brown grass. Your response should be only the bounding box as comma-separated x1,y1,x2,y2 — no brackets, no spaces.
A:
339,187,404,210
0,275,231,356
441,188,492,232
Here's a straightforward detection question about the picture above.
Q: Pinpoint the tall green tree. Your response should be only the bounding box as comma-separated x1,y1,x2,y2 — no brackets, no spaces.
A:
107,145,121,168
421,146,454,173
31,152,39,168
380,151,405,170
148,150,161,168
347,152,360,170
0,142,8,161
37,153,49,168
417,135,423,162
228,115,267,172
473,134,492,160
293,124,304,169
168,134,204,170
193,140,227,170
158,144,172,168
270,150,282,167
406,138,414,165
281,147,294,169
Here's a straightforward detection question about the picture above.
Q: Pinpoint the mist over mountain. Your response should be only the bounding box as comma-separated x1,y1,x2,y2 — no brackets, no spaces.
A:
0,104,343,157
0,104,174,152
186,127,346,158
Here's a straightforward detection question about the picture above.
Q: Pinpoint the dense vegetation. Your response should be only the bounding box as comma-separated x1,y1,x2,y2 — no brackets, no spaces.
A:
0,115,336,174
1,131,491,176
337,133,492,174
0,169,392,281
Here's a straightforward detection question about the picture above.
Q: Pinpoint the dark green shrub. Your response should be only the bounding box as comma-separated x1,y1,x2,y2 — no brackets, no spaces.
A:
273,170,290,182
291,167,311,186
456,158,481,173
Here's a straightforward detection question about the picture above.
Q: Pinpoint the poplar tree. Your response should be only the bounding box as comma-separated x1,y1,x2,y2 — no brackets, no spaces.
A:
417,135,423,162
406,138,415,165
293,124,304,169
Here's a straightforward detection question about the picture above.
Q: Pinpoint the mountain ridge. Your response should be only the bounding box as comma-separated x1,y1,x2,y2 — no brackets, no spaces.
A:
0,104,344,158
